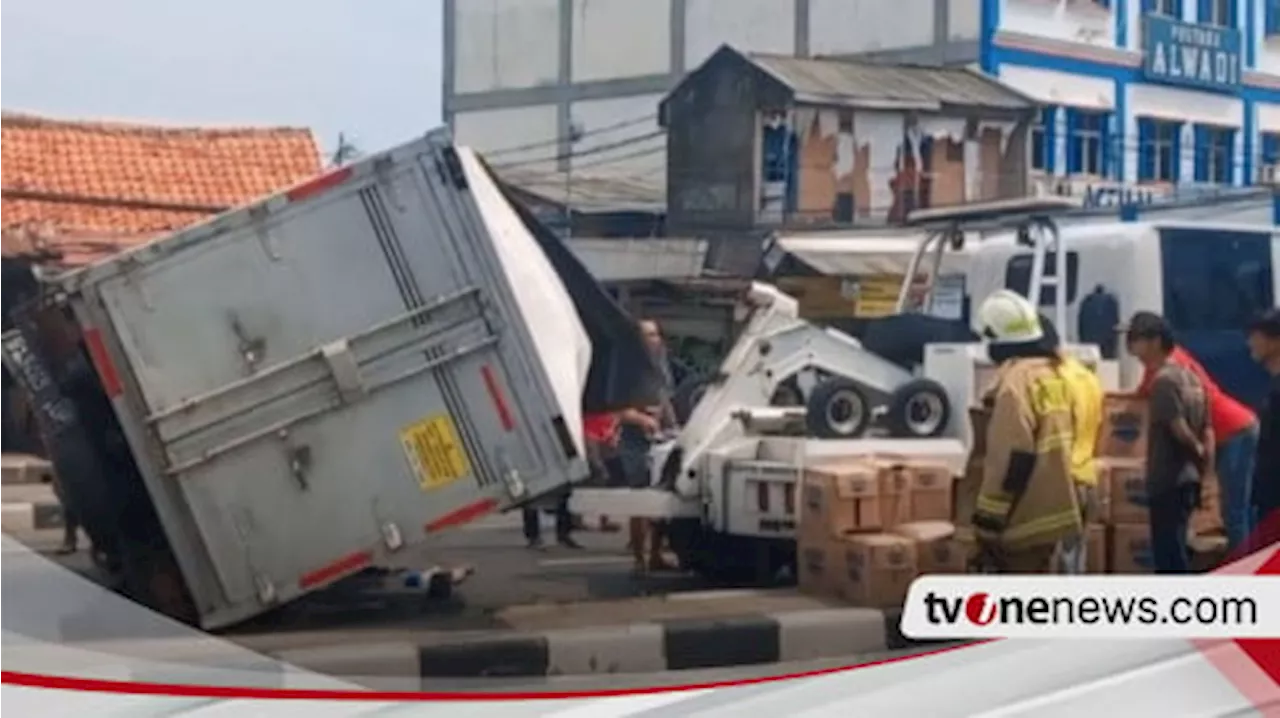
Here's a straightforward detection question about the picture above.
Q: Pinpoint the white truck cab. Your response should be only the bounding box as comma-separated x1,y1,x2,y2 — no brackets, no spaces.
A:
965,218,1279,403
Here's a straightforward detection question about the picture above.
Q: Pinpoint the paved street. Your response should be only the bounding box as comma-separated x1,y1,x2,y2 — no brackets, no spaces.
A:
7,508,724,639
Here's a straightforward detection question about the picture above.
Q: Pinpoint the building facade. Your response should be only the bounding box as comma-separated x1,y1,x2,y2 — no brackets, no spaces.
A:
983,0,1280,194
444,1,1279,197
444,0,981,177
661,47,1038,233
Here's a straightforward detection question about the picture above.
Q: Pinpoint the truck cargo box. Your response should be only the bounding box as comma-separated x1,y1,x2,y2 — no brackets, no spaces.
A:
4,129,659,629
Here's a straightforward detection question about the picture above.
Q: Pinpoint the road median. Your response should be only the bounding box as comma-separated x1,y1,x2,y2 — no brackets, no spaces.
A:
265,590,945,678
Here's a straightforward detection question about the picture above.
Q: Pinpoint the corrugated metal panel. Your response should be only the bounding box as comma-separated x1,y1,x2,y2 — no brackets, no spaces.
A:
498,167,666,213
567,238,708,281
747,53,1036,112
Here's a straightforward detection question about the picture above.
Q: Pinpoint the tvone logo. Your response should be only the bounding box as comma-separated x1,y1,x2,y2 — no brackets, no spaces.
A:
965,592,998,626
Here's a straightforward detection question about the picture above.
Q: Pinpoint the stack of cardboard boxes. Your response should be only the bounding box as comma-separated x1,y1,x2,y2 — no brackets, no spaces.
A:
1097,393,1223,573
797,390,1228,606
797,457,961,608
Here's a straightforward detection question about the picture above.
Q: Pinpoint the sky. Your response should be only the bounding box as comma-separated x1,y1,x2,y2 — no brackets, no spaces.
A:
1,0,444,157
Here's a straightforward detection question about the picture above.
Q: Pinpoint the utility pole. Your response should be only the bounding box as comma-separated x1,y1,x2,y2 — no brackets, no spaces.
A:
564,121,584,240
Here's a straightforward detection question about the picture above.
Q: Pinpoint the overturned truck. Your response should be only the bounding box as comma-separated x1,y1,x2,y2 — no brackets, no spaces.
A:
2,130,658,630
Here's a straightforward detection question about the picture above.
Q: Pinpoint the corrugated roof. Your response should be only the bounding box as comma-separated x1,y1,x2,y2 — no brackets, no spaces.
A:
1,112,322,265
746,52,1036,112
498,167,666,214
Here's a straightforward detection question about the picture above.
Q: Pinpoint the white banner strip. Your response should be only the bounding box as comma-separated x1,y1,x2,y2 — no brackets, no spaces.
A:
901,576,1280,640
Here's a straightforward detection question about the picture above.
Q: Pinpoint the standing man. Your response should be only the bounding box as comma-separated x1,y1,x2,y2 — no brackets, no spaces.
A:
617,318,678,574
1128,312,1258,552
1042,316,1104,574
1246,309,1280,548
971,291,1082,574
1125,317,1211,574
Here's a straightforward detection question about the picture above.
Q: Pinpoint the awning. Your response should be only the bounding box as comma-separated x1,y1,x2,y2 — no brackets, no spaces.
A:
566,237,708,282
997,65,1116,111
773,233,975,276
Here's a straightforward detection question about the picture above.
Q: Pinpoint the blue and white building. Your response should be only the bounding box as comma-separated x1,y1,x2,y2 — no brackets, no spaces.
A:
982,0,1280,190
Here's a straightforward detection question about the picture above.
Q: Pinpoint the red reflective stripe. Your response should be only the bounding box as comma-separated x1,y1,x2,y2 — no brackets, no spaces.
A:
82,327,123,398
298,549,372,590
480,364,515,432
286,166,353,202
425,497,498,533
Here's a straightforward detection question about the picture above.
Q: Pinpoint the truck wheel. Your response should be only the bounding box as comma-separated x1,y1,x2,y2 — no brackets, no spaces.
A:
804,378,871,439
885,378,951,438
672,375,710,425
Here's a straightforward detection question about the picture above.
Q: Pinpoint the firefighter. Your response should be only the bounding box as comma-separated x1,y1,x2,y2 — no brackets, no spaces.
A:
971,290,1082,574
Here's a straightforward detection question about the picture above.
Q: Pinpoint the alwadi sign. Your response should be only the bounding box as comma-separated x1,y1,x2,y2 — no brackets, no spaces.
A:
1142,14,1242,93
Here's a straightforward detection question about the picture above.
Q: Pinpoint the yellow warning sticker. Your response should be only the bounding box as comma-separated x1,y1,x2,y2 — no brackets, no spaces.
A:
398,414,471,491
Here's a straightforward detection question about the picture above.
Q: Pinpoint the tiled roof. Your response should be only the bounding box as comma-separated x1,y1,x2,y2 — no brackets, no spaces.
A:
1,112,322,265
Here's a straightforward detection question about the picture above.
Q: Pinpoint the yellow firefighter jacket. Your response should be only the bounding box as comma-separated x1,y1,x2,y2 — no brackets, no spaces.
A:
973,357,1082,550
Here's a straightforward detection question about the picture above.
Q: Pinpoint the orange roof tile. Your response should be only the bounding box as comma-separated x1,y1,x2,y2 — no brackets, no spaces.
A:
2,112,323,265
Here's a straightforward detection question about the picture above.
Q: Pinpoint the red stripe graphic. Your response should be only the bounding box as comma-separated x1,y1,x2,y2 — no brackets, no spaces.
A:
298,550,372,590
479,364,515,432
0,642,977,701
424,497,499,533
81,327,123,398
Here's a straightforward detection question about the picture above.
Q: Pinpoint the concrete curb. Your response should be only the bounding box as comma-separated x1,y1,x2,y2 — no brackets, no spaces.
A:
1,501,65,533
1,455,54,486
270,607,949,678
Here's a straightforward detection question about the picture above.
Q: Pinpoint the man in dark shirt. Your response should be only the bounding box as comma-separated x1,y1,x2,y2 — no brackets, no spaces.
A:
1247,309,1280,550
1126,319,1210,574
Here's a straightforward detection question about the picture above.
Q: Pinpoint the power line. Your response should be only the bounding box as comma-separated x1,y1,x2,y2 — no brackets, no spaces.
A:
493,130,667,170
479,114,658,159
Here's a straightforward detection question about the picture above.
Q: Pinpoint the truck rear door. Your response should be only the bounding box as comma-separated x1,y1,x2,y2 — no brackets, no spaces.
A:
66,133,592,628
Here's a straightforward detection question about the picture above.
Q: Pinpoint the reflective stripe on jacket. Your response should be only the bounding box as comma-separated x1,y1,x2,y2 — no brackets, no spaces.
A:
974,357,1082,550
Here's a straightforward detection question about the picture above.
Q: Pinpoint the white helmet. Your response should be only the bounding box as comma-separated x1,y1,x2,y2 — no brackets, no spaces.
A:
977,289,1044,344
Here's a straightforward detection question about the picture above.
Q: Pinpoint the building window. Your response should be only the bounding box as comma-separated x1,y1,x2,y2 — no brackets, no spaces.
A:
1199,0,1235,26
1261,133,1280,182
1066,110,1107,176
1031,107,1056,172
1145,0,1182,16
1267,0,1280,35
1138,118,1181,182
1194,125,1234,184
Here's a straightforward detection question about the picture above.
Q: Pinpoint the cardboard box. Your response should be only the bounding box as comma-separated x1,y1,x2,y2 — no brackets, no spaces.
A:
800,461,885,537
830,533,919,608
802,458,922,535
1100,394,1148,460
1101,458,1148,524
1089,470,1112,524
953,462,983,527
1086,524,1107,574
902,462,954,522
797,539,836,597
1110,522,1154,574
895,520,967,575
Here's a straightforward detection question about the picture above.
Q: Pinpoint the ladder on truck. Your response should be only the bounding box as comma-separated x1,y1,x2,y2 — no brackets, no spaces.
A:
894,196,1082,333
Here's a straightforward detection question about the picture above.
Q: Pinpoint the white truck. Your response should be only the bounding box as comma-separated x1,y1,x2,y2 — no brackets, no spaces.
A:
2,130,659,630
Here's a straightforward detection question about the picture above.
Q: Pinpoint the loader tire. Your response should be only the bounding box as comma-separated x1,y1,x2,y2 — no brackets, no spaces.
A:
804,378,871,439
885,378,951,439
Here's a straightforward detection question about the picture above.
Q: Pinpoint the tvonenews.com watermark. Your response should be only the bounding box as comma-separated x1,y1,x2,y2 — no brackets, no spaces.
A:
900,576,1280,639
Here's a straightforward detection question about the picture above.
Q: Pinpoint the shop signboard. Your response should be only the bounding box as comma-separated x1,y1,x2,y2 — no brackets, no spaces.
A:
1142,14,1242,93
